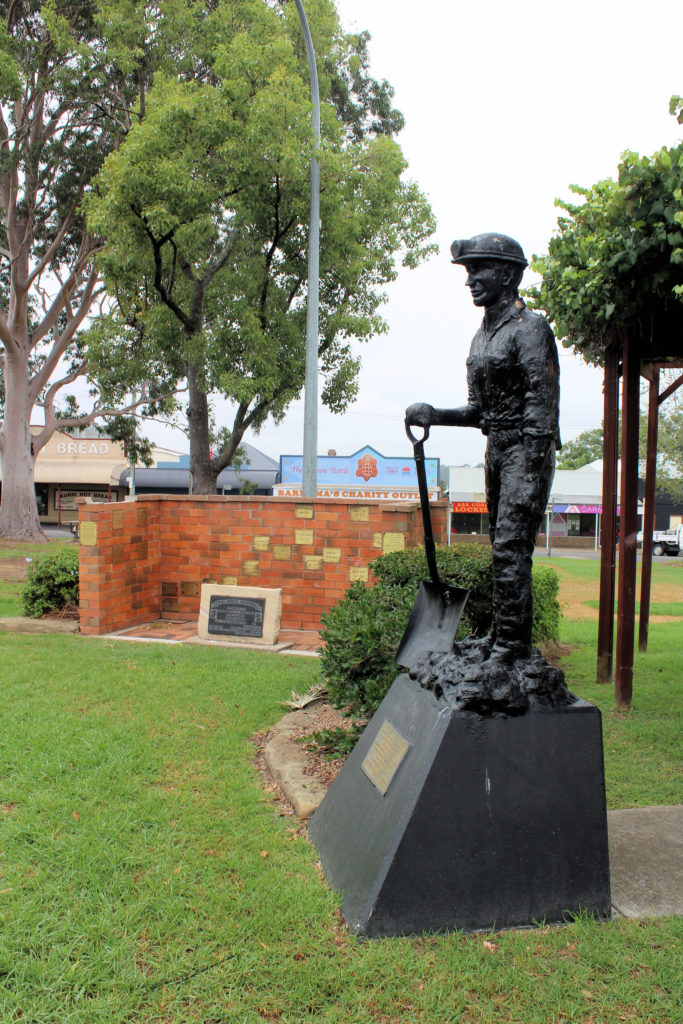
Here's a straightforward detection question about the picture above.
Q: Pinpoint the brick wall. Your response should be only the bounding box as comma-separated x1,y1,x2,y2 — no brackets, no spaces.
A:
78,494,448,635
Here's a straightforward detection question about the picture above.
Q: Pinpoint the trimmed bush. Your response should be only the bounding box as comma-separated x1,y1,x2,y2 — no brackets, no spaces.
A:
319,544,561,721
22,547,79,618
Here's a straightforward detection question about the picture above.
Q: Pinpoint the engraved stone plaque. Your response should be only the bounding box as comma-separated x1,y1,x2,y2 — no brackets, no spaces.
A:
80,521,97,546
304,555,322,571
295,529,314,545
349,566,369,583
295,505,314,519
361,721,411,796
253,536,270,551
322,547,342,563
350,505,370,522
181,581,199,598
112,509,125,531
382,532,405,554
272,545,291,560
199,584,282,645
208,595,265,638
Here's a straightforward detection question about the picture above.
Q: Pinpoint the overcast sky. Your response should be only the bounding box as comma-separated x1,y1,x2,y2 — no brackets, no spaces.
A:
147,0,683,468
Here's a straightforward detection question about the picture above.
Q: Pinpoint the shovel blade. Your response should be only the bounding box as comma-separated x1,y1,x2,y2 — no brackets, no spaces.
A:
396,580,469,670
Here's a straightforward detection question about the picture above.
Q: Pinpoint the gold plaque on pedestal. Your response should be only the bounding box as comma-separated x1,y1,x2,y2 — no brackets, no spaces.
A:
361,721,411,796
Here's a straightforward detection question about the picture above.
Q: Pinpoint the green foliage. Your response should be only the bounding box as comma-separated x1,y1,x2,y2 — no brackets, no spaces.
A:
319,544,561,721
318,580,414,718
21,547,79,618
83,0,437,489
556,426,605,469
528,107,683,365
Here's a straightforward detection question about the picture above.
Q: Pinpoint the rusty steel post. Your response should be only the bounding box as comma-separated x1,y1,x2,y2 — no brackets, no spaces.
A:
615,333,640,709
596,342,619,684
639,366,659,652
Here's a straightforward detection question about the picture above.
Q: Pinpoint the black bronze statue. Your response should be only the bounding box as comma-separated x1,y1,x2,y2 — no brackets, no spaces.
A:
406,233,570,711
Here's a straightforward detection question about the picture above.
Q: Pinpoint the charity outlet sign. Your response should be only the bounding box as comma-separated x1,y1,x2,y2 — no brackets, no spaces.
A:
280,445,439,491
272,484,441,501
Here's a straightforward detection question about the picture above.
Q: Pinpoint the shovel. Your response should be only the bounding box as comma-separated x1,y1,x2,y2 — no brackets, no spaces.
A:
395,423,469,670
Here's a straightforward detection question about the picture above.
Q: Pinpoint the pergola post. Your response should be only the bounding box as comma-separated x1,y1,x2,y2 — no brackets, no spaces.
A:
614,333,640,710
638,365,659,652
596,341,619,684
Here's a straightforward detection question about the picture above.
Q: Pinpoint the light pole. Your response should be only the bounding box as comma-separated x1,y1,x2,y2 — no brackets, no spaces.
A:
294,0,320,498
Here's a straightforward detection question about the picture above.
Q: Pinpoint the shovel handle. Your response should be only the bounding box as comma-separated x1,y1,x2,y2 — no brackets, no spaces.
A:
405,420,444,596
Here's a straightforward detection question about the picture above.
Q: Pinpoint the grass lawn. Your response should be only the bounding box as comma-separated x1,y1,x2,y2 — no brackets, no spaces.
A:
1,608,681,1022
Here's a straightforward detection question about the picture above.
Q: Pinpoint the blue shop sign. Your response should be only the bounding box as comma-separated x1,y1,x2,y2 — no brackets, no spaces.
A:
280,446,439,490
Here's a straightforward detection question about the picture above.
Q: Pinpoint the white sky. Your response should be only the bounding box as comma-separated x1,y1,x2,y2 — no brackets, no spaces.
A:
146,0,683,467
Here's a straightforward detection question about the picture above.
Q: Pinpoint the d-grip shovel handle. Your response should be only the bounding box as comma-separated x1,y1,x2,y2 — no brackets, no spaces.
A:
405,420,448,600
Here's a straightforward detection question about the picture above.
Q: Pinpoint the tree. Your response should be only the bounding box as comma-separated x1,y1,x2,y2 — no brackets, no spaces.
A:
0,0,182,539
556,427,604,470
84,0,436,494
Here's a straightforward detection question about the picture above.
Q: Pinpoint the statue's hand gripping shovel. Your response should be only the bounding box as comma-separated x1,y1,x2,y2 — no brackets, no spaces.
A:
396,423,469,670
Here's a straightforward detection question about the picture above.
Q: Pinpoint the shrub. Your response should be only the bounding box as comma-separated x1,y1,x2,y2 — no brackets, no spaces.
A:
531,563,562,644
319,544,561,722
22,547,79,618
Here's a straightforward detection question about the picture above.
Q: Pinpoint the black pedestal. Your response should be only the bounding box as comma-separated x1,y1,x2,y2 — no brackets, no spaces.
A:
308,673,611,936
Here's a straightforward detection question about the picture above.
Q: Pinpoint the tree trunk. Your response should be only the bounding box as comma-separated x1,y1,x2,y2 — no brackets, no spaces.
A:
0,351,47,540
186,361,219,495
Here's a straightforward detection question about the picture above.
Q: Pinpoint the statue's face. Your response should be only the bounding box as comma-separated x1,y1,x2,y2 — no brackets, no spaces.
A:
463,259,513,308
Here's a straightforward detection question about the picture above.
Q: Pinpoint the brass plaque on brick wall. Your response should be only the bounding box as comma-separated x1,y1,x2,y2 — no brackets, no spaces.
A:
112,509,125,531
273,545,291,560
373,532,383,548
304,555,322,571
162,582,178,597
162,596,180,613
382,532,405,554
295,529,314,545
80,521,97,546
221,575,238,585
181,581,199,597
243,561,259,576
349,566,369,583
322,547,342,563
253,535,270,551
294,505,314,519
137,506,148,526
202,577,218,585
350,505,370,522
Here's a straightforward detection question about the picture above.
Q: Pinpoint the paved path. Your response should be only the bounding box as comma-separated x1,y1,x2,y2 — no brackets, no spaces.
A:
608,805,683,918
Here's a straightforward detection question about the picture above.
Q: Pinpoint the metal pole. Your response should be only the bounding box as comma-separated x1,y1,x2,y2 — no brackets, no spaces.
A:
597,340,619,684
294,0,321,498
615,333,640,710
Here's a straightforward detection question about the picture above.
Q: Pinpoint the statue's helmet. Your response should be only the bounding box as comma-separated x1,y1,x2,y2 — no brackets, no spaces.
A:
450,233,527,267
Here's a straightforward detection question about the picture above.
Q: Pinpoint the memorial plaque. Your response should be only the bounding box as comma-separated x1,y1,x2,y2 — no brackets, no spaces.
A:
304,555,322,571
243,561,259,576
373,532,383,549
295,529,314,545
162,582,178,596
253,536,270,551
322,547,342,563
80,521,97,546
361,721,411,797
181,581,199,598
273,545,291,560
112,509,125,531
137,506,148,526
350,505,370,522
199,584,282,645
349,566,369,583
208,595,265,638
162,596,179,613
221,575,238,585
382,532,405,554
295,505,314,519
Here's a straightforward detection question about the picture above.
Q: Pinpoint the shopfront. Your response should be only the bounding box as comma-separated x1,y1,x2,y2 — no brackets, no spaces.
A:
31,430,129,524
